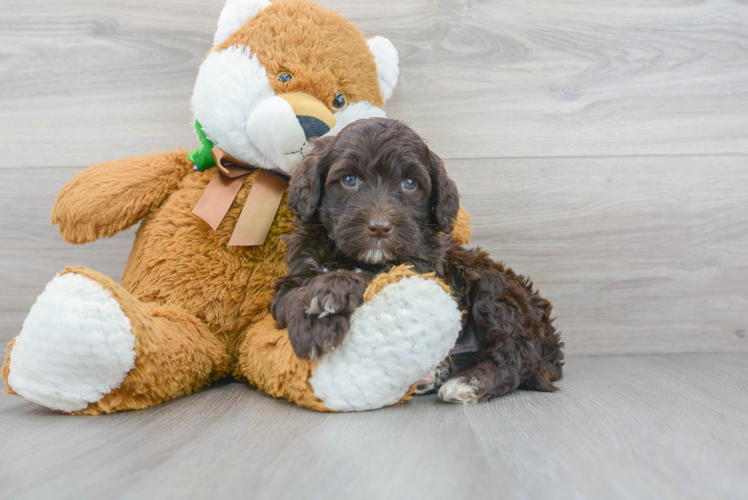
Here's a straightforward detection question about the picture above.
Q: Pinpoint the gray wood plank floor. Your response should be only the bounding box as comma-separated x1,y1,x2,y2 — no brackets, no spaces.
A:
2,353,747,500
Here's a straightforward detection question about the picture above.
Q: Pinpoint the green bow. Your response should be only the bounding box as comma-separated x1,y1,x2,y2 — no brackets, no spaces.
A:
188,120,216,171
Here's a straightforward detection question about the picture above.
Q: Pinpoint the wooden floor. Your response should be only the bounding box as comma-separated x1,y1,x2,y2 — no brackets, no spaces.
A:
1,0,747,498
2,354,747,500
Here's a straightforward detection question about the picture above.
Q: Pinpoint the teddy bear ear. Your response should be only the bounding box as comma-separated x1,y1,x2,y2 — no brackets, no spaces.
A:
367,36,400,102
213,0,271,48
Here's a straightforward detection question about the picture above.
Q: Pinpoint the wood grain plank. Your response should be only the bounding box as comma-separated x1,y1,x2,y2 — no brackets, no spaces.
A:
449,154,748,355
463,353,748,500
1,0,747,168
1,353,746,499
1,156,746,355
0,0,220,168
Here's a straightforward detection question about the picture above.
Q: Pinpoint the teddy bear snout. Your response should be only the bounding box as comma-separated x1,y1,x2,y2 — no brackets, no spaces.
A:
246,92,337,175
297,115,330,140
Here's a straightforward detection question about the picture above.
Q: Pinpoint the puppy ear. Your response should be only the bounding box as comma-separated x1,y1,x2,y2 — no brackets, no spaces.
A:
429,151,460,233
288,136,335,222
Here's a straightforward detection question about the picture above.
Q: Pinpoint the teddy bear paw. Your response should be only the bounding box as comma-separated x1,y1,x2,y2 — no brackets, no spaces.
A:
6,273,136,412
309,275,461,411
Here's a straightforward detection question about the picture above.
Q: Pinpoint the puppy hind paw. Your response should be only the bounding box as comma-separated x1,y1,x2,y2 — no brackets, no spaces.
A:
415,370,436,394
438,377,479,404
415,360,451,394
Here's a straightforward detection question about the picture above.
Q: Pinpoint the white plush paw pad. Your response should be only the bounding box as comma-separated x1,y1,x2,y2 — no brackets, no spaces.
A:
7,273,136,412
439,377,479,405
310,276,462,411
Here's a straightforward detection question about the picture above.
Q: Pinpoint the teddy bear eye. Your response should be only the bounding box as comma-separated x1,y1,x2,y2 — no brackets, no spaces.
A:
402,179,416,190
277,72,293,83
342,175,358,187
332,93,347,110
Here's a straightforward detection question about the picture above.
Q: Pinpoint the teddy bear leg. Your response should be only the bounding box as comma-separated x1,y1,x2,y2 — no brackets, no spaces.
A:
2,266,230,414
237,313,414,412
238,268,462,412
237,313,331,411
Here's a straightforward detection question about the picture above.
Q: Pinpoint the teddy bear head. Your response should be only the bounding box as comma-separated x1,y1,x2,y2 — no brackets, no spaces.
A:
191,0,400,175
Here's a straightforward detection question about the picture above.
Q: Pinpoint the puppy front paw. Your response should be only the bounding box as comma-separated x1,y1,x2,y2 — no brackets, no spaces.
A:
287,311,350,360
305,272,367,318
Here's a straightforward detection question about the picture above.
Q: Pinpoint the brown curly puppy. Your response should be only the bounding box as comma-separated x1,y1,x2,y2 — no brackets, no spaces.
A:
272,118,564,404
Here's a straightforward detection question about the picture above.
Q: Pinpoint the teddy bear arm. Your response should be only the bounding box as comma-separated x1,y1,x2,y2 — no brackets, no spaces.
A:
51,151,193,244
451,206,472,246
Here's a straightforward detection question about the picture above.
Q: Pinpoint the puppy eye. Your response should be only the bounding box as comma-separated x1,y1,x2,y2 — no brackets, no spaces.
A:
402,179,416,190
332,92,347,110
277,72,293,83
342,175,358,187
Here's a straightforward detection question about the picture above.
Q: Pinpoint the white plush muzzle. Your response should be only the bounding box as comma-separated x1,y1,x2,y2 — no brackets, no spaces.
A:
245,95,321,174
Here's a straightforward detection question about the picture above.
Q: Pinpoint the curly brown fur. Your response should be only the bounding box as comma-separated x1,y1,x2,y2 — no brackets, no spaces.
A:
272,118,456,359
272,118,563,402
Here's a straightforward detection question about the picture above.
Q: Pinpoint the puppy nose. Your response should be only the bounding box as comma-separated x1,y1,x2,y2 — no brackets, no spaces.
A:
368,220,392,239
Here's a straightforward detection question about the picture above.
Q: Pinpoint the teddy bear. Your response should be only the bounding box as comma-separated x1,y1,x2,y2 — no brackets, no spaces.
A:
2,0,473,413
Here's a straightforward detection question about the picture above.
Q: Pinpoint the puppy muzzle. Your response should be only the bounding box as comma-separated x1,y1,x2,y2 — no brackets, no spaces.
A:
246,92,337,175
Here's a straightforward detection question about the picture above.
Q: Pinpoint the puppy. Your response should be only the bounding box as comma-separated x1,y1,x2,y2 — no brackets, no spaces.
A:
271,118,564,404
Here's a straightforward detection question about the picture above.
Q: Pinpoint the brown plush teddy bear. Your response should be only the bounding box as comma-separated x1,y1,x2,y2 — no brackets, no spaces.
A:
2,0,472,413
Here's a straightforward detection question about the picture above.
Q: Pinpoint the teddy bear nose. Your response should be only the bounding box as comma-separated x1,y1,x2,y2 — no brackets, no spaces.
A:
297,115,331,140
368,220,393,239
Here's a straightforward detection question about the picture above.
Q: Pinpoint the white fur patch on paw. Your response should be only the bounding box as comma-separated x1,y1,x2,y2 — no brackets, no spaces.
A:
439,377,479,405
310,276,461,411
7,273,136,412
305,295,338,318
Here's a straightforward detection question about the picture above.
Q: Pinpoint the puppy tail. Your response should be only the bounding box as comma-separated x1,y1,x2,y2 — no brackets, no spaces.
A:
522,332,564,393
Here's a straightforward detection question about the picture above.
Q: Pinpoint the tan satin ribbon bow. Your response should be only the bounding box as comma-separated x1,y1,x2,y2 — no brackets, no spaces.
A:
192,148,288,247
